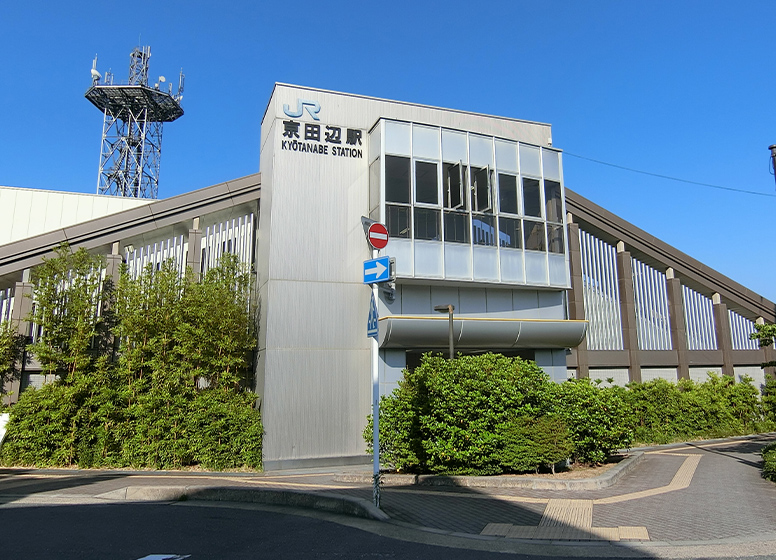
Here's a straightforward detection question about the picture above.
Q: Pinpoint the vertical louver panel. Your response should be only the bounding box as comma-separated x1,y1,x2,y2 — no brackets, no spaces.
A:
682,286,717,350
729,310,758,350
579,230,623,350
631,258,672,350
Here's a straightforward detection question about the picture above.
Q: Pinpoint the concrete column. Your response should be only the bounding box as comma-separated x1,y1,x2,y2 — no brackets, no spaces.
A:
105,241,122,287
6,270,34,405
712,293,734,377
566,219,589,379
616,242,641,383
666,268,690,379
11,269,34,338
187,217,203,280
103,242,122,360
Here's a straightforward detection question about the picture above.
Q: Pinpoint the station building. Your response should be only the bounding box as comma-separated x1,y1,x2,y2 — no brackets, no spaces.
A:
0,84,774,469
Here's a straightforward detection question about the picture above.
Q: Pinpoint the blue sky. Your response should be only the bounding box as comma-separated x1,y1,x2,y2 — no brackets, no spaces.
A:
1,1,775,301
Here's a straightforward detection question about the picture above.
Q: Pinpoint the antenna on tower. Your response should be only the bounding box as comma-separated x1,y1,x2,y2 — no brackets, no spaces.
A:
90,55,101,85
85,46,184,199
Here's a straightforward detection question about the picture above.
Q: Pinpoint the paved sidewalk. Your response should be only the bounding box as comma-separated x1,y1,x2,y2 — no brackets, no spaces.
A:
1,433,775,558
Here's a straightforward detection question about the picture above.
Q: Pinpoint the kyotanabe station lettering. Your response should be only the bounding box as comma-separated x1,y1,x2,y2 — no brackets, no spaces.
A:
281,119,363,159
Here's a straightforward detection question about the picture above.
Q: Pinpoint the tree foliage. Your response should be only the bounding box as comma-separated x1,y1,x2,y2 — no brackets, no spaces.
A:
0,321,26,399
750,323,776,368
0,245,261,470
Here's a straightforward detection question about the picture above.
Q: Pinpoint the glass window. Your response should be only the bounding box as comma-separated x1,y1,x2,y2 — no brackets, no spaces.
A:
443,162,465,210
470,166,493,213
519,144,541,177
384,120,411,156
414,208,441,240
542,148,560,180
442,129,467,163
369,158,380,220
415,161,438,205
412,125,440,160
544,180,563,223
469,134,493,167
369,124,381,163
522,178,542,218
385,155,410,204
472,214,496,246
498,173,518,215
498,217,522,249
547,224,565,253
386,204,411,238
524,220,546,251
495,139,518,173
444,211,469,243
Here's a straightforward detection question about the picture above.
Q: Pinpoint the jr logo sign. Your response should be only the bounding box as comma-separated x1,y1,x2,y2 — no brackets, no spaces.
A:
283,99,321,121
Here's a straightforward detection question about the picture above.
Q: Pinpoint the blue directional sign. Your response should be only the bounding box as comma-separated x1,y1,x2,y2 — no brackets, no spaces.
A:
363,256,391,284
367,292,379,340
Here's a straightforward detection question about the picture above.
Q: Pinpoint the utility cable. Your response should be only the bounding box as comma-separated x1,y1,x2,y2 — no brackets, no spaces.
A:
564,151,776,198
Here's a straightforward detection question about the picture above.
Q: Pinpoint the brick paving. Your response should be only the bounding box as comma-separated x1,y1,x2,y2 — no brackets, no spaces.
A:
1,434,776,550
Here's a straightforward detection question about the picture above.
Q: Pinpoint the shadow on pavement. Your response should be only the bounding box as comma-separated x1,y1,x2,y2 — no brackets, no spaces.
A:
0,500,663,560
0,468,130,500
684,435,773,469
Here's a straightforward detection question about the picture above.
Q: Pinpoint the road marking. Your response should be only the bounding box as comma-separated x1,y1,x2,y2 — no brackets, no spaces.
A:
482,522,649,541
593,454,701,505
479,454,702,541
539,499,592,528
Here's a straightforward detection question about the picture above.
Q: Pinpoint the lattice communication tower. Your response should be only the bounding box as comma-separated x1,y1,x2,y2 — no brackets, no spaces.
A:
85,46,184,199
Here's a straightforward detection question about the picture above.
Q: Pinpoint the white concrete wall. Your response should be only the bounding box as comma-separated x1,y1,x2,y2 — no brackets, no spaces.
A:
640,368,679,383
257,84,561,467
734,365,767,391
689,367,723,383
588,368,630,387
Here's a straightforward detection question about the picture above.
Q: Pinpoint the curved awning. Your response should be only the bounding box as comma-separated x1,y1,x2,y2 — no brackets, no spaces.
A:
378,316,587,350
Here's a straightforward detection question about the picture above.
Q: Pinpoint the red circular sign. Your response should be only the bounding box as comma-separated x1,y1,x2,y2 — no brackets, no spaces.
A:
367,222,389,249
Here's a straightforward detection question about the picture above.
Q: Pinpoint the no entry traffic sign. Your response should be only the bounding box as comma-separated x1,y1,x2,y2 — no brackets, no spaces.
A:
367,222,389,250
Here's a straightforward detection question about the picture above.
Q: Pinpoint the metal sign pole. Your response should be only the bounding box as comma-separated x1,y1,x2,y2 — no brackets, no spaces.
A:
370,248,381,507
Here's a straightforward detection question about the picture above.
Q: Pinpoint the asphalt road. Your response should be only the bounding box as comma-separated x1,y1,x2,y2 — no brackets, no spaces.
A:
2,499,775,560
0,500,644,560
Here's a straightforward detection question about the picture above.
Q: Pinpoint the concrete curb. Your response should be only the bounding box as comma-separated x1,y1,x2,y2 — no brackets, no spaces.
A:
334,452,645,490
96,484,389,522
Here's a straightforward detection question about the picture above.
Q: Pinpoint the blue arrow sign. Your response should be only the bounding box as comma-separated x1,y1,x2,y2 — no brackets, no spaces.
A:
363,256,390,284
367,292,379,340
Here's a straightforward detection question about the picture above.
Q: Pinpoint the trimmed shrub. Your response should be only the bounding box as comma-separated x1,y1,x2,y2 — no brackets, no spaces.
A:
366,353,552,475
497,416,573,474
550,379,632,464
366,353,630,474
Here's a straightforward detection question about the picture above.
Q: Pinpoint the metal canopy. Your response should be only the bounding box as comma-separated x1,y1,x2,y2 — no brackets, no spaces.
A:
377,316,587,350
85,85,184,122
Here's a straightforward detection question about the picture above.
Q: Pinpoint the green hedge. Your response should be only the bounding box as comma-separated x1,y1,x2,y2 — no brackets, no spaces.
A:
366,353,775,476
365,353,632,474
625,375,770,445
1,370,263,470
